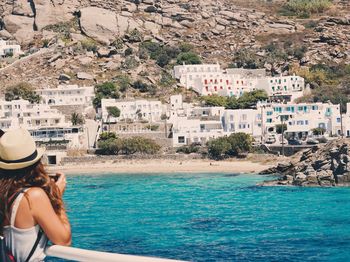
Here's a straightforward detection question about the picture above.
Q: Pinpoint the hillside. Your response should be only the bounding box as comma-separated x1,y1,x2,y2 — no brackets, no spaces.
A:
0,0,349,102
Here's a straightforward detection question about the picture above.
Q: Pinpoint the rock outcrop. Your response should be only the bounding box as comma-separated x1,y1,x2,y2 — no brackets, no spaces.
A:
79,7,119,45
261,139,350,187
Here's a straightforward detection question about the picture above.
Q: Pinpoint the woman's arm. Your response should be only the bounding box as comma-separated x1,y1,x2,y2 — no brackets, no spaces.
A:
27,185,71,246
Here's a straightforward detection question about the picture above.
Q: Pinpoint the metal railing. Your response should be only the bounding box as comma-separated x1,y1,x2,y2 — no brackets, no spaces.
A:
45,245,186,262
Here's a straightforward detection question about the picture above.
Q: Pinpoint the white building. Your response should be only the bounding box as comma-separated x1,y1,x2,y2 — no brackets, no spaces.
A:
101,98,166,123
174,64,306,102
168,95,227,146
222,109,261,137
257,101,341,139
0,39,22,57
37,85,95,107
0,99,67,131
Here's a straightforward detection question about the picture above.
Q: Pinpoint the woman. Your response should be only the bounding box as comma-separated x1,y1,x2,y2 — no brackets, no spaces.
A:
0,128,71,262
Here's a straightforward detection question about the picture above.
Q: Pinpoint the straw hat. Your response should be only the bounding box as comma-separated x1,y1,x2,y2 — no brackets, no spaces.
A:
0,128,45,170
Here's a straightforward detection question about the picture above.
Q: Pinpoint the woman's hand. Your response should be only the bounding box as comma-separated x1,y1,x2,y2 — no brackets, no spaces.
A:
55,172,67,196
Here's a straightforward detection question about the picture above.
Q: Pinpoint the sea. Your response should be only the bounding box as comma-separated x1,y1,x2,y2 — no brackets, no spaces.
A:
48,173,350,262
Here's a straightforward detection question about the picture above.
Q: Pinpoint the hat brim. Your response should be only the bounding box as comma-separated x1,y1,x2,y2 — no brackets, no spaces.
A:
0,148,46,170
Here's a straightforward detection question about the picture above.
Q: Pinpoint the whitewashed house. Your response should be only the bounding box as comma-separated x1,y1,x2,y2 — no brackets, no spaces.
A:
222,109,261,137
257,101,341,138
168,95,227,146
37,85,95,107
0,99,67,130
174,64,306,102
0,39,22,57
101,98,166,123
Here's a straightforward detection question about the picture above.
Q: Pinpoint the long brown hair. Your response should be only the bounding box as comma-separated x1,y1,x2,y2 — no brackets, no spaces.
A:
0,160,64,233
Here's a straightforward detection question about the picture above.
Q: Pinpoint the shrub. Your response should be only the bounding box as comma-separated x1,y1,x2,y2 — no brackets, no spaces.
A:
5,82,41,103
146,124,159,131
71,112,85,126
156,54,171,67
81,39,98,52
122,56,139,69
128,29,143,43
97,135,160,155
176,144,200,154
207,133,252,159
281,0,332,17
132,80,153,93
207,137,231,160
312,127,326,135
113,74,131,92
227,133,252,156
230,49,263,69
202,90,268,109
93,82,120,109
201,95,227,107
176,52,201,65
124,47,133,56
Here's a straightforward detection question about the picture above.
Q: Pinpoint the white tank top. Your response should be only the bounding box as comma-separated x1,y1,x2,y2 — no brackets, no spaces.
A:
3,189,48,262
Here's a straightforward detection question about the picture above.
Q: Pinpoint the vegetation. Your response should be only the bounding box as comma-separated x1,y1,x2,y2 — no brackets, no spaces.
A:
145,124,159,131
97,133,161,155
280,0,332,18
70,112,85,126
5,82,41,103
176,144,200,154
312,127,326,135
107,106,121,120
140,41,201,68
231,43,308,71
112,74,131,92
294,63,350,109
81,39,98,52
176,52,202,65
208,133,252,160
201,90,268,109
132,80,156,94
93,82,120,109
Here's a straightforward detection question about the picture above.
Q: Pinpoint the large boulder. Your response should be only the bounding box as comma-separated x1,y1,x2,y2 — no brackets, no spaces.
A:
33,0,75,31
3,15,35,44
79,7,119,45
12,0,34,17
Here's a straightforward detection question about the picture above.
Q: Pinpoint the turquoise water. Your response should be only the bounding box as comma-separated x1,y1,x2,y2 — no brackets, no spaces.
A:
48,173,350,262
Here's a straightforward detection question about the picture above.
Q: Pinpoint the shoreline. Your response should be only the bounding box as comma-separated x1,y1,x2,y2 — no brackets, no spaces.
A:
48,159,273,175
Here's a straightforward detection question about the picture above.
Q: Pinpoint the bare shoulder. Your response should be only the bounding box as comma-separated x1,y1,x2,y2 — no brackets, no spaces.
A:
26,187,50,202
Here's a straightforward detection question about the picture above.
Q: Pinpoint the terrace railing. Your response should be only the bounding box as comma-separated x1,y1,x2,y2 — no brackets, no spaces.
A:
46,245,186,262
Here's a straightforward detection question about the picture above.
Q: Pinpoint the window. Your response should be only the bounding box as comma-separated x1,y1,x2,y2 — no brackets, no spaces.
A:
267,118,272,123
178,136,185,144
337,118,341,123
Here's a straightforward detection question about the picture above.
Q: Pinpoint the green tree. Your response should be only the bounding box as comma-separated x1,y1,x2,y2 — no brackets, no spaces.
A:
207,137,231,160
201,95,227,107
5,82,41,103
176,52,201,65
71,112,85,126
156,54,171,67
106,106,121,133
227,133,252,156
312,127,326,135
93,82,120,109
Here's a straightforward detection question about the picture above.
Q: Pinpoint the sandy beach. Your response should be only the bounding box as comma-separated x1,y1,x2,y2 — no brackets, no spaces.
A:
47,159,273,175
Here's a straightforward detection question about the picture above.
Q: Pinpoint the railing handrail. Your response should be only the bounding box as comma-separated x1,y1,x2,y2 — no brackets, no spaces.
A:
45,245,186,262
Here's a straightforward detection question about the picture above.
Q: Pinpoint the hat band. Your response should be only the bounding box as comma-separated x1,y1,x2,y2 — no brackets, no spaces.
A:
0,150,38,164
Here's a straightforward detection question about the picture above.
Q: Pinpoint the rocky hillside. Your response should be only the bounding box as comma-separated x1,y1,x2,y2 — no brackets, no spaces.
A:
0,0,349,98
261,139,350,187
